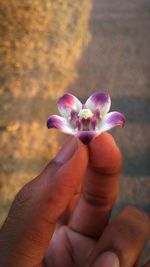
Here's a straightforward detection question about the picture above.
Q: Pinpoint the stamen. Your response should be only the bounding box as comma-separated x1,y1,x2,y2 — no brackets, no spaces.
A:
78,109,93,119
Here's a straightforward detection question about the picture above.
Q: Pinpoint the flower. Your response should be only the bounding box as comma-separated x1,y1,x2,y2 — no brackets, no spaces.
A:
47,92,125,144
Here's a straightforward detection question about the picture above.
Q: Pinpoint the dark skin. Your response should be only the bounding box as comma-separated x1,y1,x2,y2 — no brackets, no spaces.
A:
0,133,150,267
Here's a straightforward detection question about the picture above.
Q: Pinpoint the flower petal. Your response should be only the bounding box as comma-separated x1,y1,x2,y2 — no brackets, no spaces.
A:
69,110,78,125
47,115,75,134
76,130,99,144
99,112,125,132
58,93,82,118
85,92,111,116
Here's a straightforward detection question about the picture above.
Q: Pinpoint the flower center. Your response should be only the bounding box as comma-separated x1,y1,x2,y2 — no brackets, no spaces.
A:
78,109,93,119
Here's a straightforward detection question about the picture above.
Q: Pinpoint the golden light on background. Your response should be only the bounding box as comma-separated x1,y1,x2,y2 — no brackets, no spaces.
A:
0,0,91,225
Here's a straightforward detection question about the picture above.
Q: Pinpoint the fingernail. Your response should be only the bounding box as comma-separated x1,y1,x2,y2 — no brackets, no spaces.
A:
93,252,120,267
55,137,78,164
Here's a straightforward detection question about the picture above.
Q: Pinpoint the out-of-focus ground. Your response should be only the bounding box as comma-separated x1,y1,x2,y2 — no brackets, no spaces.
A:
69,0,150,263
0,0,91,224
0,0,150,263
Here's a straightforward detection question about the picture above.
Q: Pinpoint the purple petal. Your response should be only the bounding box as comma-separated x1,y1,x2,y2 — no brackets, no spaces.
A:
93,108,100,119
71,110,78,120
85,92,111,116
76,131,99,144
47,115,74,134
99,112,125,132
89,117,97,130
76,118,82,131
58,93,82,118
69,110,78,125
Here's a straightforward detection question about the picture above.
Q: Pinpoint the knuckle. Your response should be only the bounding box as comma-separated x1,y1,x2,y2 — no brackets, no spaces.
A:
15,184,32,205
13,181,36,210
83,189,103,206
117,206,150,238
106,206,150,265
121,205,150,224
8,181,37,220
83,188,118,207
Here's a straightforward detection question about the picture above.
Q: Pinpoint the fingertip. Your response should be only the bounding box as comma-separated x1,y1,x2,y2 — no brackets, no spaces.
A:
54,136,89,187
54,135,88,166
90,132,119,149
88,133,122,173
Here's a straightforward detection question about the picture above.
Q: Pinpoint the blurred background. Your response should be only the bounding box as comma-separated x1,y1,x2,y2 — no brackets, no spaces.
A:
0,0,150,263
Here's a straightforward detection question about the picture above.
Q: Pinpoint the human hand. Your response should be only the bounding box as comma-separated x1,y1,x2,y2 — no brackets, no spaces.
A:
0,133,149,267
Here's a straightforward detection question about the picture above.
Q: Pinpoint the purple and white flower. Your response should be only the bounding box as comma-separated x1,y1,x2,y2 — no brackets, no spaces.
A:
47,92,125,144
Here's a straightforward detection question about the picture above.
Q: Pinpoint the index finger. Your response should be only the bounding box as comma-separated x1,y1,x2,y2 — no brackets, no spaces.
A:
0,138,88,267
69,133,122,239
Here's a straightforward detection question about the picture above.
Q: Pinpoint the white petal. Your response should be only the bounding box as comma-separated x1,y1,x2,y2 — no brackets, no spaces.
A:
85,92,111,117
47,115,75,135
58,93,82,118
98,112,125,132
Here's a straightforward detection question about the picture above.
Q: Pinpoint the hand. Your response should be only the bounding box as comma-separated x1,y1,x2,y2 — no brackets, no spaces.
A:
0,133,149,267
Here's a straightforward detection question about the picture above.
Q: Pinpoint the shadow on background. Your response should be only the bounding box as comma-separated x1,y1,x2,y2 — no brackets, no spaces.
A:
69,0,150,262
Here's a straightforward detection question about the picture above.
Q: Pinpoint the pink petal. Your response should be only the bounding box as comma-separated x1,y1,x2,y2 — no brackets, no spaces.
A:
85,92,111,116
58,93,82,118
76,130,99,144
89,117,97,130
93,108,101,119
69,110,78,125
47,115,74,134
99,112,125,132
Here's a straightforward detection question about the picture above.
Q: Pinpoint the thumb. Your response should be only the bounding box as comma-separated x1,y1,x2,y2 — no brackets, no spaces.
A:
0,137,88,267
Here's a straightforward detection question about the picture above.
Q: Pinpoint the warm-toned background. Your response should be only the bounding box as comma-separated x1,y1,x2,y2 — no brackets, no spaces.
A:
0,0,150,263
0,0,91,223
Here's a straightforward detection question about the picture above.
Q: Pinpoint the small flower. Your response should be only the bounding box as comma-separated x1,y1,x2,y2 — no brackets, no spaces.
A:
47,92,125,144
